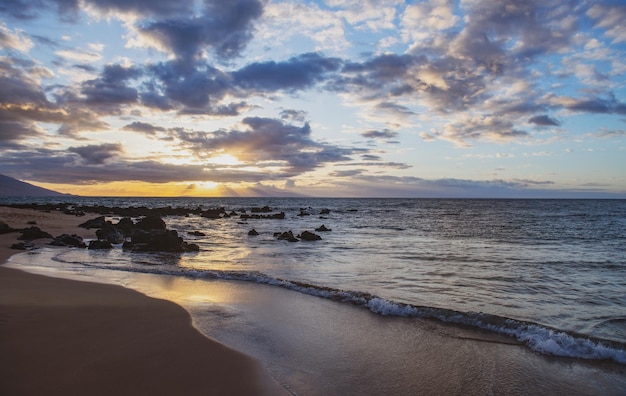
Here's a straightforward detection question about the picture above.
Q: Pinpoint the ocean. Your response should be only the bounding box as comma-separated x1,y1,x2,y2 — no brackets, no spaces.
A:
5,197,626,393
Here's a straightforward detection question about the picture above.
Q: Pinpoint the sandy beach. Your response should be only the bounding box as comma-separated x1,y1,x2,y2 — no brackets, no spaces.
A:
0,207,288,396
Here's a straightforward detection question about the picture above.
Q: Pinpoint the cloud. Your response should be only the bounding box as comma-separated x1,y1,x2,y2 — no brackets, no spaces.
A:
232,52,342,92
0,0,80,20
360,129,398,139
122,121,166,135
68,142,123,164
0,148,281,184
78,64,141,109
175,116,359,174
588,3,626,44
564,94,626,115
134,0,264,61
0,23,33,52
529,115,561,126
438,115,529,146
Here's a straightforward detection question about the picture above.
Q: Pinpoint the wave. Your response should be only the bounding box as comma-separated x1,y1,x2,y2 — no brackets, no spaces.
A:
54,255,626,365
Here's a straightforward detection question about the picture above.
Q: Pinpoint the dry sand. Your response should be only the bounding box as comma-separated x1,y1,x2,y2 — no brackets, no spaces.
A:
0,206,289,396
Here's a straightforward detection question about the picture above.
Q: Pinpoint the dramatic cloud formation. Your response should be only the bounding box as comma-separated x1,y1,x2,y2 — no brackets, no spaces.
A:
0,0,624,197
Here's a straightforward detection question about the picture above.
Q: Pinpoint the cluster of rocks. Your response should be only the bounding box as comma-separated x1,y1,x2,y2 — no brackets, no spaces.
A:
3,203,340,253
272,230,322,242
247,223,332,242
79,215,199,252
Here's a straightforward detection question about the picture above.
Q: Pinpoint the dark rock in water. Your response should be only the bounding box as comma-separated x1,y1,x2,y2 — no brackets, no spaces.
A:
248,228,259,236
96,223,125,244
299,231,322,241
11,242,34,250
88,239,113,250
79,216,108,229
49,234,87,248
320,208,330,215
201,208,224,219
229,210,238,216
315,224,332,232
115,217,135,236
18,226,53,240
135,215,166,230
0,221,15,234
251,206,272,213
277,230,299,242
188,231,206,236
27,220,37,225
297,210,310,216
240,212,285,220
124,229,199,252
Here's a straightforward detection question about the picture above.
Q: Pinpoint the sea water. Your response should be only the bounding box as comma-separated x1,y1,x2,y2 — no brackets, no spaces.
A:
4,198,626,365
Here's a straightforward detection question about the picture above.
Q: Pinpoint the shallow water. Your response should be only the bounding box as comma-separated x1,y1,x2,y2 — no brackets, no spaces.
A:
5,198,626,362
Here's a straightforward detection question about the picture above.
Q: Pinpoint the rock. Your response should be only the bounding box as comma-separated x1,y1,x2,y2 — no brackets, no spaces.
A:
320,208,330,215
248,229,259,236
135,215,166,231
300,231,322,241
27,220,37,225
297,210,310,216
49,234,87,248
124,229,199,252
18,226,53,240
88,239,113,250
79,216,108,229
240,212,285,220
251,206,272,213
11,242,34,250
96,223,126,244
277,230,299,242
201,208,224,219
315,224,332,232
188,231,206,236
115,217,135,236
0,221,15,234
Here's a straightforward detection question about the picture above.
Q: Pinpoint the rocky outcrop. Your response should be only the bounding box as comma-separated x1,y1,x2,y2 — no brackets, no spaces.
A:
48,234,87,248
0,221,14,234
123,229,199,252
276,230,299,242
11,241,34,250
188,231,206,236
88,239,113,250
299,231,322,241
135,215,166,231
315,225,332,232
96,223,126,244
240,212,285,220
248,229,259,236
18,226,53,240
79,216,108,229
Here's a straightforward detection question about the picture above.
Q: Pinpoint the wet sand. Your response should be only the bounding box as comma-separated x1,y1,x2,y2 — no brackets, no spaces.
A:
0,207,288,396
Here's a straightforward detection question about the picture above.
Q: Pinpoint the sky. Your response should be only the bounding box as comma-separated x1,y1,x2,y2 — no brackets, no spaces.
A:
1,0,625,198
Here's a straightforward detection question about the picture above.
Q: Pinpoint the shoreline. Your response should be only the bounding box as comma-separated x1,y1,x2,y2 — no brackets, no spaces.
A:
0,207,289,395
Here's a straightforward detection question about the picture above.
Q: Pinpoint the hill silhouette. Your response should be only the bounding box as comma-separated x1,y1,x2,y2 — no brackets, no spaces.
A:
0,174,69,197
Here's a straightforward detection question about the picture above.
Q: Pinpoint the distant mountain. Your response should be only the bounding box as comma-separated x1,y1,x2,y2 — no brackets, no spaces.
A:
0,174,69,197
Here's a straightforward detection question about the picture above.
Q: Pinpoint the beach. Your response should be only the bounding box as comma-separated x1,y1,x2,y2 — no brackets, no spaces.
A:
1,204,626,395
0,207,288,396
